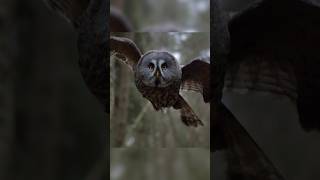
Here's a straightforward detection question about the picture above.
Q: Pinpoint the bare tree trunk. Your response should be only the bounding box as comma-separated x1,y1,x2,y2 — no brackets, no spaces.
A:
111,0,130,147
111,61,130,147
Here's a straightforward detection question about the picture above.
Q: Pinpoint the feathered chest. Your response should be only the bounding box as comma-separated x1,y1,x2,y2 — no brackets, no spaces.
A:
135,79,181,110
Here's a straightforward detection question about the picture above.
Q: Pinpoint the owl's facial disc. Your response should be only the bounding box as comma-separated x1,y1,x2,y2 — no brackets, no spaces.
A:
136,51,181,88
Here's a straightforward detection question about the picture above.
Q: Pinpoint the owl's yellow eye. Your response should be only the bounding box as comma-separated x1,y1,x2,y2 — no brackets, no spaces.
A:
161,63,167,70
148,63,155,70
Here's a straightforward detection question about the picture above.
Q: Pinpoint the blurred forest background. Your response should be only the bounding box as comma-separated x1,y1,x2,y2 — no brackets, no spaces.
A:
111,148,210,180
110,0,210,32
110,32,210,148
0,0,106,180
213,0,320,180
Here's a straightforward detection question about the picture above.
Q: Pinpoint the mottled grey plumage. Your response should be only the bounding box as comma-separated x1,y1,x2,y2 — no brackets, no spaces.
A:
111,37,210,127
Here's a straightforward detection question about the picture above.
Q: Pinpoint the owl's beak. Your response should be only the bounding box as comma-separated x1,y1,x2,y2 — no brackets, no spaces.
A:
155,69,161,78
154,69,162,86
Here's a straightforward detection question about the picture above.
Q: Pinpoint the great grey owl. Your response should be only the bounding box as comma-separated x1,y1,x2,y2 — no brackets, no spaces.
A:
111,36,210,127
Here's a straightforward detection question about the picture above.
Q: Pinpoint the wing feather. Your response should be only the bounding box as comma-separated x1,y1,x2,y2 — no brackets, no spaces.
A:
110,36,142,69
181,58,210,103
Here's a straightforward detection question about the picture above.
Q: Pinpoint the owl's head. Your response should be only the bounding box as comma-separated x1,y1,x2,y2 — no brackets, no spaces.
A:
135,51,182,88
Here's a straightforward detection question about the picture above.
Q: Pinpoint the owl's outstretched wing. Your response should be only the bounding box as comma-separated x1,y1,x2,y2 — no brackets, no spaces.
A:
44,0,108,111
181,58,210,103
226,0,320,131
110,36,142,69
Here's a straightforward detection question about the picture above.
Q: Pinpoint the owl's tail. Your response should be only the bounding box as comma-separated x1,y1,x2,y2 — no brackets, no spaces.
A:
174,95,204,127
